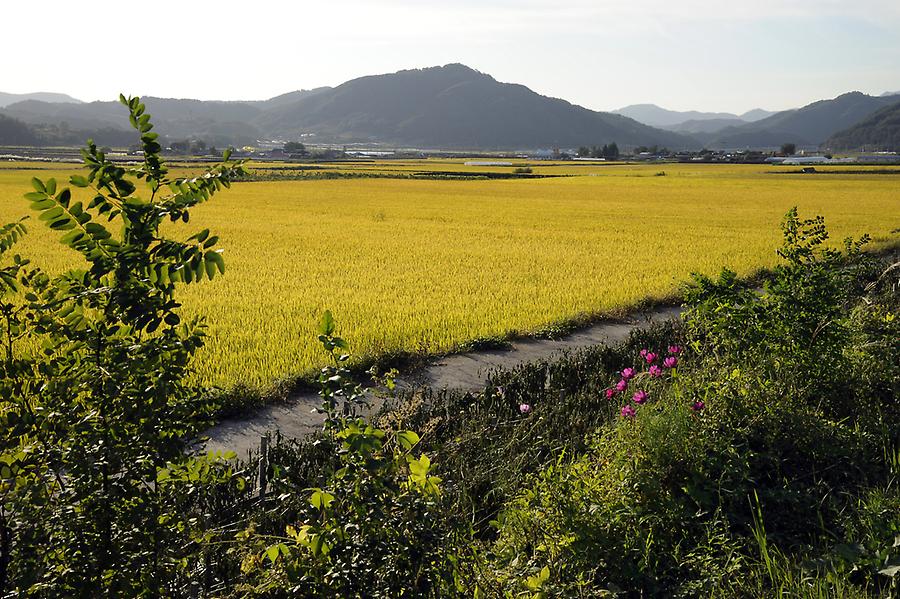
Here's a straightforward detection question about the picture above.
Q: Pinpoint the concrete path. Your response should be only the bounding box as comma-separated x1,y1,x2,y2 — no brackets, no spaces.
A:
204,305,682,457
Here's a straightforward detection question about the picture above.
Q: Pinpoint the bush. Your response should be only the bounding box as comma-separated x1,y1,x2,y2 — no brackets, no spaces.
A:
0,97,248,596
234,314,462,597
483,210,900,596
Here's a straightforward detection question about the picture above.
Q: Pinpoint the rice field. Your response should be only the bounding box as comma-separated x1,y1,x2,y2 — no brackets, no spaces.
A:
0,160,897,393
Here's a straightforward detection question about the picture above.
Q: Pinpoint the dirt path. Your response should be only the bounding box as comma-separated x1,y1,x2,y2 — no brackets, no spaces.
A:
204,305,682,457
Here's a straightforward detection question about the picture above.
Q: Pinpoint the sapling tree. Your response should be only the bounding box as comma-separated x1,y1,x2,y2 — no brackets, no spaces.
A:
0,96,246,596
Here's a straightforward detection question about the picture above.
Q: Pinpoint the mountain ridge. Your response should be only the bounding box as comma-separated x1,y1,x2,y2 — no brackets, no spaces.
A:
0,91,83,108
251,64,699,149
826,99,900,151
0,67,895,151
1,64,699,150
700,91,898,149
612,104,776,129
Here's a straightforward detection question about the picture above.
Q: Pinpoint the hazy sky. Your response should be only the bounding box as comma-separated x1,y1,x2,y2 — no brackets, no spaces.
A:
3,0,899,113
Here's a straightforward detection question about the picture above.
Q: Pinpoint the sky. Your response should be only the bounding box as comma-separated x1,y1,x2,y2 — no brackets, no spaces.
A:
3,0,899,114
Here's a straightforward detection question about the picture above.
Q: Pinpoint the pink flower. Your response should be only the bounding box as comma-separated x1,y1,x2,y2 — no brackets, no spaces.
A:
632,390,648,404
649,365,663,377
668,345,682,355
691,400,705,412
639,349,649,358
621,367,636,380
644,352,657,364
621,405,636,418
605,388,616,400
615,379,628,392
519,403,531,414
663,356,678,369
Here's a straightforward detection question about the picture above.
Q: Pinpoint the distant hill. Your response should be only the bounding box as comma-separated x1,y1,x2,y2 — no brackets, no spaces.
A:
1,68,695,150
254,64,698,150
0,91,82,108
613,104,777,134
612,104,739,128
8,70,894,152
1,97,265,146
2,99,129,130
668,117,747,134
703,92,898,149
881,91,900,97
250,88,332,110
826,99,900,151
739,108,777,122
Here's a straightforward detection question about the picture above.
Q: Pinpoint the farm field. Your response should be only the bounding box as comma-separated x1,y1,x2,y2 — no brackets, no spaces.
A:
0,160,897,394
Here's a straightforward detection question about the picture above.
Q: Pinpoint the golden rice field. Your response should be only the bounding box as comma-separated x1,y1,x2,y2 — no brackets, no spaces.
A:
0,160,897,393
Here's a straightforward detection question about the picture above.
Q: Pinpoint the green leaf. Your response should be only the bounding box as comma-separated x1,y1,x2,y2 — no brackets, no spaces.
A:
29,198,54,210
397,430,420,450
69,175,89,187
318,310,336,336
38,207,65,222
59,230,84,245
407,455,431,477
265,545,280,564
50,218,75,231
84,222,111,239
206,250,225,275
311,534,329,557
31,177,46,193
204,254,217,280
113,179,136,197
56,188,71,207
526,566,550,590
309,488,335,510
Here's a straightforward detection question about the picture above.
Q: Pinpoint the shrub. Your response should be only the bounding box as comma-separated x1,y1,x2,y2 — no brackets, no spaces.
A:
235,314,462,597
484,210,899,596
0,97,247,595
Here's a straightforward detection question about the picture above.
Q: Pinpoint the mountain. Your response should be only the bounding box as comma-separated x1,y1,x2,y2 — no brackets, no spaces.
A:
703,92,899,149
612,104,777,134
668,117,747,134
1,97,265,146
254,64,698,149
612,104,739,128
826,99,900,151
739,108,777,122
880,91,900,97
0,91,83,108
1,67,695,150
3,99,130,130
250,88,332,110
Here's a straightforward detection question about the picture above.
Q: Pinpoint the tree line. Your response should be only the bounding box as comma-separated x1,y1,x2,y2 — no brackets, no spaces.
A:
576,142,619,159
